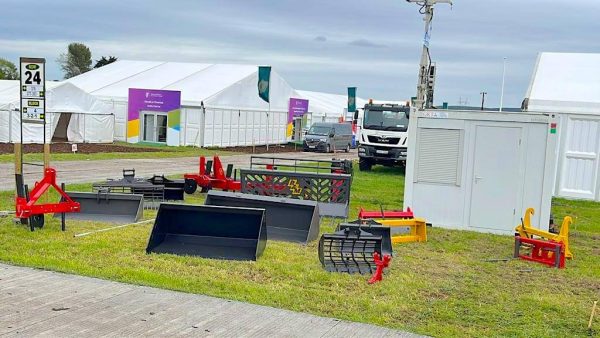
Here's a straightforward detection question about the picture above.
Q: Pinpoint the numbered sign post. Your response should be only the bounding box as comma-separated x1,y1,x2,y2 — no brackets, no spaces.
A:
16,57,47,198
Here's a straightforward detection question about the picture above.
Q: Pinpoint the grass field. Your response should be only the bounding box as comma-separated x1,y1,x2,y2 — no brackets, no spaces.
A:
0,167,598,337
0,142,234,163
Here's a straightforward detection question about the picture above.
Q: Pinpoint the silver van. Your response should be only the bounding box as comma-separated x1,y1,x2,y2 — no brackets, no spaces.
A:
303,122,352,153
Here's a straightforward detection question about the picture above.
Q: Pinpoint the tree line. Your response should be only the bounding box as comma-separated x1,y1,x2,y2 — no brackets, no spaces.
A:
0,42,117,80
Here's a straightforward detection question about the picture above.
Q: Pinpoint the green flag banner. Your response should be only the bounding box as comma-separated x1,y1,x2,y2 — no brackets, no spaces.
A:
258,66,271,103
347,87,357,112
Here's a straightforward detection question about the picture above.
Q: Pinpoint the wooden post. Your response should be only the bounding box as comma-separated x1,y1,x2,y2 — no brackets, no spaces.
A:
43,143,50,169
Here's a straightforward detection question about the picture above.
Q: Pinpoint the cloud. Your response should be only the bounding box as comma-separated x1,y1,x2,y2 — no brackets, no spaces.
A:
348,39,388,48
1,0,599,105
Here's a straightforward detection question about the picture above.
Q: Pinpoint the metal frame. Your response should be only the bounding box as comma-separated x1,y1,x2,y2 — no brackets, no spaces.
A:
240,168,352,217
250,155,353,175
93,169,172,209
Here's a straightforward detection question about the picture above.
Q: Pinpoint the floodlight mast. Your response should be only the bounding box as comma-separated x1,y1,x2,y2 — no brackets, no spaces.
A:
406,0,452,110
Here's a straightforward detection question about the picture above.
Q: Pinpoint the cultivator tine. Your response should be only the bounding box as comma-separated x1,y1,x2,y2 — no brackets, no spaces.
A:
318,228,383,274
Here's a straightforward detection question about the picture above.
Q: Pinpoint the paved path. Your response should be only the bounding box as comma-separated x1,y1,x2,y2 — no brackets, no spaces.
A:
0,264,419,337
0,151,357,191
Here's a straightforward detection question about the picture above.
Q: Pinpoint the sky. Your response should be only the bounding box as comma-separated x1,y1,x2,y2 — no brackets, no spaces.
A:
1,0,599,108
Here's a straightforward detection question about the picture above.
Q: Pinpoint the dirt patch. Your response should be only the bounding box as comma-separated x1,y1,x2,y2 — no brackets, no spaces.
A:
0,143,163,154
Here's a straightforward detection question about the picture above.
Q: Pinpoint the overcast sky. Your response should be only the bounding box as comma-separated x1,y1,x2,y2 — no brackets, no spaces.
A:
1,0,598,107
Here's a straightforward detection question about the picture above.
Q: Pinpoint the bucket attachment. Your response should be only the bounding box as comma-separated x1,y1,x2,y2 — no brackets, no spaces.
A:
54,191,144,224
204,190,320,243
339,223,393,256
147,175,185,201
318,227,383,274
146,204,267,261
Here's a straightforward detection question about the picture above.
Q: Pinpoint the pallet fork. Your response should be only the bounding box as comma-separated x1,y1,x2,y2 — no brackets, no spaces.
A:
514,208,572,267
352,217,427,244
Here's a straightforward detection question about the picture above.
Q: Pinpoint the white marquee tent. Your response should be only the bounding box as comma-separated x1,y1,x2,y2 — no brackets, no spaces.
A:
0,80,114,143
525,52,600,201
297,90,368,123
66,60,298,147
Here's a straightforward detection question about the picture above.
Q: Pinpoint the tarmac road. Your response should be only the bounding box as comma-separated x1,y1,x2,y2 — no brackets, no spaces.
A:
0,150,357,191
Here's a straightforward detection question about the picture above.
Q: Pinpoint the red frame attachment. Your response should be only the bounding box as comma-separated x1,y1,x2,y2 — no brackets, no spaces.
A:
15,168,80,218
184,156,241,192
514,235,565,268
359,207,414,220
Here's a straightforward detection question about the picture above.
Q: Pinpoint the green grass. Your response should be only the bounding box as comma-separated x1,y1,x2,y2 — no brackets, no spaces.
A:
0,167,598,337
0,142,236,163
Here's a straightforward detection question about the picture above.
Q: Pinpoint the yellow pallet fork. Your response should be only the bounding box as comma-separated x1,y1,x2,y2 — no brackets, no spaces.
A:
515,208,572,259
352,218,427,244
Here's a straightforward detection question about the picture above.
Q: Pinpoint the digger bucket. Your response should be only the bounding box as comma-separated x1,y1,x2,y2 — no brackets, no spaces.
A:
339,223,393,257
54,191,143,224
205,190,320,243
146,204,267,261
318,228,383,274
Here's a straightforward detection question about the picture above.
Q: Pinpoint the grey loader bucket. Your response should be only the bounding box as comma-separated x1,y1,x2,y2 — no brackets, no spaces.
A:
339,222,393,257
146,204,267,261
205,190,320,243
54,191,144,224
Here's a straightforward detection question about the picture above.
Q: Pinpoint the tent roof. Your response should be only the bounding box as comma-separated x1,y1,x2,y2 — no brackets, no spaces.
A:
0,80,113,115
297,90,368,116
526,52,600,114
67,60,274,106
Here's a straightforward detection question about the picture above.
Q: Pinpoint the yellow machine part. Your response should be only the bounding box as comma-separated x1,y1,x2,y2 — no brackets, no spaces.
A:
370,218,427,244
515,207,573,259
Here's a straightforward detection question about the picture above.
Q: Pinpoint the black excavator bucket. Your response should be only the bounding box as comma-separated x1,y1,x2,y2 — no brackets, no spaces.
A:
204,190,320,243
146,204,267,261
54,191,144,224
318,227,383,274
339,222,393,257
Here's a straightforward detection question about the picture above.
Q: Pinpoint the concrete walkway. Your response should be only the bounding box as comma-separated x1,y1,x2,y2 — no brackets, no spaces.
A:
0,151,357,191
0,264,419,337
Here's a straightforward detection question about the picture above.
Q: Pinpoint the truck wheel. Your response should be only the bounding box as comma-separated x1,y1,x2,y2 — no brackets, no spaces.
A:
184,179,197,194
359,158,372,171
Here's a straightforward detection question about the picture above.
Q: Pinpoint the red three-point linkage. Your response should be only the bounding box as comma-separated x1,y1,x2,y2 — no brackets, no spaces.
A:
368,252,392,284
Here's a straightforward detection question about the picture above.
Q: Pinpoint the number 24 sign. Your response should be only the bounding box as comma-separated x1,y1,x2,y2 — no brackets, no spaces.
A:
20,59,45,99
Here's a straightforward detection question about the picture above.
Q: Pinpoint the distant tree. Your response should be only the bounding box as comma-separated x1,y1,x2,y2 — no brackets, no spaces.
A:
57,42,92,79
0,58,18,80
94,56,118,69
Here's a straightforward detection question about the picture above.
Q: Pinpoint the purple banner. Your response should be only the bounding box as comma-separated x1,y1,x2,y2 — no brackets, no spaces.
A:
288,98,309,122
127,88,181,145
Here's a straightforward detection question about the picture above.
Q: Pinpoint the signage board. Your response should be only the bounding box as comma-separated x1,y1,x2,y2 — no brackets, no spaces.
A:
20,58,46,123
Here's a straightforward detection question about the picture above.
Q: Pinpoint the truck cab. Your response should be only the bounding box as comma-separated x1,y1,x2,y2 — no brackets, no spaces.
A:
357,103,410,171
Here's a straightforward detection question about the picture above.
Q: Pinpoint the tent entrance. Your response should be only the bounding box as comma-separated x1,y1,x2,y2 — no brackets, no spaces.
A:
51,113,72,142
142,112,167,143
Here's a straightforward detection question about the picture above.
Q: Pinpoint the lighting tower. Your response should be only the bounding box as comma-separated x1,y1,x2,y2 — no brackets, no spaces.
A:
406,0,452,110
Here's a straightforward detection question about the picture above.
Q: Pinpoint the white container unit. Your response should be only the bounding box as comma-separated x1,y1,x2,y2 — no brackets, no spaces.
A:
403,110,557,235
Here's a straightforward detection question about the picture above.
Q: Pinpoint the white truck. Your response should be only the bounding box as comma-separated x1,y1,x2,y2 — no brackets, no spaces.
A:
356,102,411,171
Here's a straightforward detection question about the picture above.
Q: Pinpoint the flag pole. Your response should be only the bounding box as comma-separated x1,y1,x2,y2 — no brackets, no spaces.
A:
266,102,270,152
